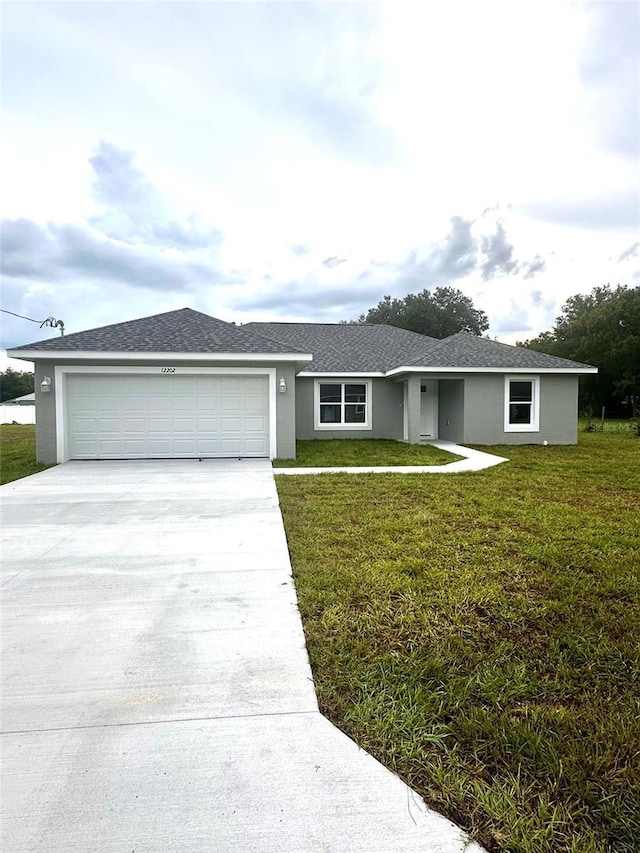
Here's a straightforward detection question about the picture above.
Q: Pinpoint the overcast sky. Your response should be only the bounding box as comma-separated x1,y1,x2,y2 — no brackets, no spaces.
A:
2,0,639,369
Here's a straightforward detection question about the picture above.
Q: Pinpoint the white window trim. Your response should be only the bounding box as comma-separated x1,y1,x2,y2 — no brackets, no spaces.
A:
54,365,277,463
313,379,372,431
504,375,540,433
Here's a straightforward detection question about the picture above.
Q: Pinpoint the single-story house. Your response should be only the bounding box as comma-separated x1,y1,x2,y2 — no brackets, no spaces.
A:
8,308,597,464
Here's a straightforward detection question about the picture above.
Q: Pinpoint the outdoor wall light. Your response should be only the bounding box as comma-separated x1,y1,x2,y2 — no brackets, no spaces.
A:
278,377,287,393
40,376,52,393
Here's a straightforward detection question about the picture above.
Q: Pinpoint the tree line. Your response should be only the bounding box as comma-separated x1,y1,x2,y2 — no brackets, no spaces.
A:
354,284,639,416
519,284,639,417
0,368,34,403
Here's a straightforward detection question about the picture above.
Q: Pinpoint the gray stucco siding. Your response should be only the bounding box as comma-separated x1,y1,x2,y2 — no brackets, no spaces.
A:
34,362,58,464
438,379,464,442
461,373,579,445
273,364,297,458
538,375,579,445
294,377,403,441
32,358,298,464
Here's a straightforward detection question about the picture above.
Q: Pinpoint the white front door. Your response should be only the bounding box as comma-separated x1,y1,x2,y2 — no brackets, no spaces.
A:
420,380,437,438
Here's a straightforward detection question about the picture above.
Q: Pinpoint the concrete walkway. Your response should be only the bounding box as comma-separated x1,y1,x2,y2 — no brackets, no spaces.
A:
275,440,509,475
1,460,484,852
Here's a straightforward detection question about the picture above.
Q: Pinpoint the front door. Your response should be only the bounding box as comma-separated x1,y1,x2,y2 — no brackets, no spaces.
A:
420,380,437,438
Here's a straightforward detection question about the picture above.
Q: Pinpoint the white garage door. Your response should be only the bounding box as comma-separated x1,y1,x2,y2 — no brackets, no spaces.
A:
66,374,270,459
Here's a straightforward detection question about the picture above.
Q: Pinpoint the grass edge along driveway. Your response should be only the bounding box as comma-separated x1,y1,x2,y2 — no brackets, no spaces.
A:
0,424,51,484
274,438,462,468
277,430,640,853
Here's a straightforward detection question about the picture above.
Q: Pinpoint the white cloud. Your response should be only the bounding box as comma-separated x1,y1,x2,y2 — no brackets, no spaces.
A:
1,1,638,355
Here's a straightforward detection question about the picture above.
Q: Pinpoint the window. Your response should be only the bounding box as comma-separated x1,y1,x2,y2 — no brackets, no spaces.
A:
504,376,539,432
314,380,371,430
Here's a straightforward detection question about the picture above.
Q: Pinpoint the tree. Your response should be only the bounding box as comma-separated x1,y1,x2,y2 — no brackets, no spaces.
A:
357,287,489,338
521,285,640,415
0,368,34,403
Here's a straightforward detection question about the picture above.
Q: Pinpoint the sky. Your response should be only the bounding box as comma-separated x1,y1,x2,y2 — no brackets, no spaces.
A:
1,0,639,370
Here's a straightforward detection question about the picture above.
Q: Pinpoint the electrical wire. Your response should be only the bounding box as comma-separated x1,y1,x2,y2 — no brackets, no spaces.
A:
1,308,45,323
1,308,65,334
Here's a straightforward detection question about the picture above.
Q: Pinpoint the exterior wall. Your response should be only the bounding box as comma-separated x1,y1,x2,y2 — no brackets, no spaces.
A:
32,358,299,464
34,362,57,463
32,357,582,463
274,364,297,458
438,379,464,442
462,373,579,445
405,375,422,444
294,377,404,441
538,375,579,445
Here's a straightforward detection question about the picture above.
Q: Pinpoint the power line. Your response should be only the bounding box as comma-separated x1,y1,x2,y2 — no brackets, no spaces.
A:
1,308,43,323
1,308,65,335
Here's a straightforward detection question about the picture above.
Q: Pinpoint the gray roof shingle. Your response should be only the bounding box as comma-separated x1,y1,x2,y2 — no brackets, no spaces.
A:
9,308,300,355
402,332,595,370
244,323,595,372
242,322,440,372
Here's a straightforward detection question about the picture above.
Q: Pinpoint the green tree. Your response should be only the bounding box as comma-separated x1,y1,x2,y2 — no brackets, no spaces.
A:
521,285,640,414
357,287,489,338
0,368,35,403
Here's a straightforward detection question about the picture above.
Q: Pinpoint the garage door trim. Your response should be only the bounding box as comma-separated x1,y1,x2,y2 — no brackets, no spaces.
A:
55,365,278,462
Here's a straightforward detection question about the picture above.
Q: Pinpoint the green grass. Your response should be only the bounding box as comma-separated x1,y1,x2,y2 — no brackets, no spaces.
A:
0,424,51,484
274,438,462,467
277,431,640,852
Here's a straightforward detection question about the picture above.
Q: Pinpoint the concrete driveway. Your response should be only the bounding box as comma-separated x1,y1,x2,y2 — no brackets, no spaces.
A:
1,460,483,852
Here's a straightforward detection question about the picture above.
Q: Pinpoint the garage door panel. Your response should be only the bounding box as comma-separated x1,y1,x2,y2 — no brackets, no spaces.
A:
243,393,268,408
148,418,172,432
98,439,125,455
220,417,242,432
123,418,145,432
195,417,219,430
66,375,270,459
173,439,197,454
244,417,267,431
242,377,267,393
196,399,221,413
73,440,97,456
220,438,243,454
173,418,197,432
244,438,268,452
97,419,122,433
147,439,172,454
72,418,96,433
121,441,147,456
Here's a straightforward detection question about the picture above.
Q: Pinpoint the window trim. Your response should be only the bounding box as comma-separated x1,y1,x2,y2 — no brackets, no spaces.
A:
314,379,372,431
504,375,540,432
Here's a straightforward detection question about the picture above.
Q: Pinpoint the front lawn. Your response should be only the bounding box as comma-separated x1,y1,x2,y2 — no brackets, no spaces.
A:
274,438,462,467
0,424,50,484
277,431,640,852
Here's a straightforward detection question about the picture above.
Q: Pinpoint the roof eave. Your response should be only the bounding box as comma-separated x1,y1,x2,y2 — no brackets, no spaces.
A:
8,349,314,366
386,365,598,376
296,370,386,378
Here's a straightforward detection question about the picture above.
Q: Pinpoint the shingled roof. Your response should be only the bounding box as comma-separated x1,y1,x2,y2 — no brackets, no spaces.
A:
9,308,299,355
244,323,595,372
399,332,595,371
242,322,439,372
